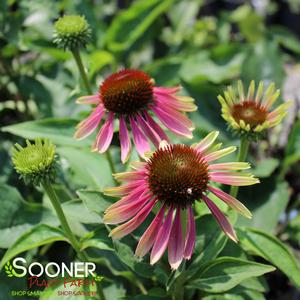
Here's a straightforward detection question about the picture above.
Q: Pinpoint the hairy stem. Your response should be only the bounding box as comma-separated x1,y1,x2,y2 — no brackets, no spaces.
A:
42,180,105,300
71,48,92,94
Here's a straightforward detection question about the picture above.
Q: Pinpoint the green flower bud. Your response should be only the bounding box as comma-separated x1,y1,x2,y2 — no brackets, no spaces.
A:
12,138,58,185
53,15,91,51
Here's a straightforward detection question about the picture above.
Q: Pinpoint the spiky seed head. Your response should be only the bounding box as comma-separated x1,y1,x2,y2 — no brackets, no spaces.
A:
53,15,91,51
12,138,58,185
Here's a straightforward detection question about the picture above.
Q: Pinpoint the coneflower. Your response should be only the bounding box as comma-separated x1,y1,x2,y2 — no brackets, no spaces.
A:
103,131,258,269
218,80,289,139
74,69,196,163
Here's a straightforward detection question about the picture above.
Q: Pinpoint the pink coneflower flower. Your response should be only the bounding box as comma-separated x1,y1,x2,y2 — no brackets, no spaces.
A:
74,69,196,162
104,131,259,270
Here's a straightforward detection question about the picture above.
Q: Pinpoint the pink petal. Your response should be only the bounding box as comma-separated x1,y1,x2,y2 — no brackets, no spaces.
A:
114,170,146,182
135,204,165,257
106,184,148,212
104,192,152,224
203,146,236,163
76,94,100,105
152,105,193,138
119,115,131,163
153,86,181,95
155,93,196,112
130,161,147,171
136,114,161,147
209,172,259,186
93,112,114,153
208,186,252,219
143,111,169,142
129,116,150,158
74,106,105,140
104,180,147,197
109,199,156,240
150,207,174,265
208,162,250,171
184,206,196,259
202,194,238,242
168,209,185,270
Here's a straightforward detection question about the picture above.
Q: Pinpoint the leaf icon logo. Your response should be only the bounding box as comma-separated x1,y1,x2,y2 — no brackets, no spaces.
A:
5,261,15,277
4,261,24,278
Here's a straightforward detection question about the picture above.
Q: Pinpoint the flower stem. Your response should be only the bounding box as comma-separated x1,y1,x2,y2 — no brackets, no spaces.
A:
230,136,250,198
42,180,106,300
172,278,185,300
42,180,87,261
71,48,92,94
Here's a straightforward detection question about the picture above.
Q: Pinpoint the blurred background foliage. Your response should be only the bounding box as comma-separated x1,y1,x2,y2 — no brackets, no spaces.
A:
0,0,300,299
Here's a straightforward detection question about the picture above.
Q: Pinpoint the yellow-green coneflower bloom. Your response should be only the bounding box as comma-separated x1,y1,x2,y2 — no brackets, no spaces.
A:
12,138,57,185
218,80,289,139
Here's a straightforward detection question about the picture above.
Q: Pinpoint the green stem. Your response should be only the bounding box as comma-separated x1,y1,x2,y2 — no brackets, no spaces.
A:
42,180,87,261
172,280,184,300
71,48,92,94
42,181,106,300
230,136,250,198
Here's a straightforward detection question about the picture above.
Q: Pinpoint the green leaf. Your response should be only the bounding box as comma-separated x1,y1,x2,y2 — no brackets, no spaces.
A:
230,5,265,43
0,184,24,229
202,289,266,300
237,180,289,232
0,183,57,248
105,0,173,53
241,40,284,85
60,200,103,237
271,26,300,54
2,118,90,147
144,56,182,86
252,158,279,178
89,50,115,78
17,75,53,117
238,227,300,288
63,200,102,224
77,189,115,214
0,224,66,269
165,0,204,47
286,214,300,246
58,147,114,190
239,276,268,293
180,51,244,84
81,236,114,252
185,214,228,278
283,120,300,171
79,225,113,252
103,284,126,300
113,241,155,279
188,257,275,293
